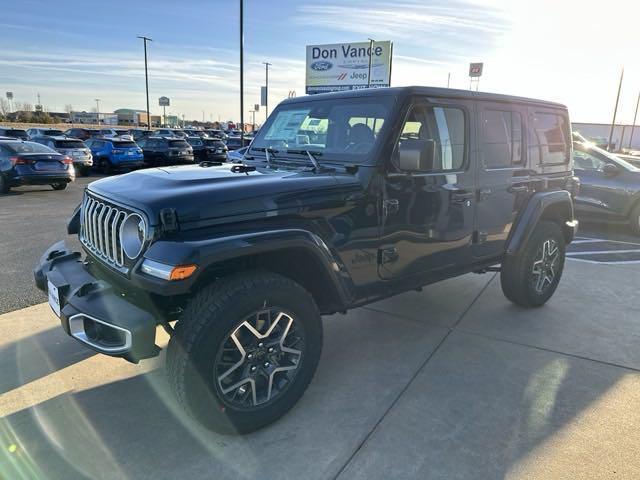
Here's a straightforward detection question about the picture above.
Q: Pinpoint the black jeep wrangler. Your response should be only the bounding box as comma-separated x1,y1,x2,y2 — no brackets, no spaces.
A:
35,87,578,434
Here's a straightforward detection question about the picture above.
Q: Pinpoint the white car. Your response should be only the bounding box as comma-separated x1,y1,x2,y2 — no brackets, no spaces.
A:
26,127,65,139
98,128,133,140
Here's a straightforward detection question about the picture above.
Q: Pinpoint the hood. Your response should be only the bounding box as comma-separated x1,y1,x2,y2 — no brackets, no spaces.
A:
88,163,353,228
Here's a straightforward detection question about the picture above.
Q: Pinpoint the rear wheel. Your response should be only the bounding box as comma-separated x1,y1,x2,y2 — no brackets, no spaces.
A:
99,158,113,174
51,183,67,191
166,271,322,434
629,204,640,236
501,220,565,308
0,174,9,194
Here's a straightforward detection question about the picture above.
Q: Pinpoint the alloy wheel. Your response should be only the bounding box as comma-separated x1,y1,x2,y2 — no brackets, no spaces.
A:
531,239,559,294
214,308,305,410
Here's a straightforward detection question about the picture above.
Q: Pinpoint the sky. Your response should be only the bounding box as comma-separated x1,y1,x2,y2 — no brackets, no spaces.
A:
1,0,639,124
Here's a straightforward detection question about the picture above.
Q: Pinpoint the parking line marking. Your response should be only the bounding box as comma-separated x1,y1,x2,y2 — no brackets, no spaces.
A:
566,249,640,256
571,239,608,244
573,237,640,247
567,257,640,265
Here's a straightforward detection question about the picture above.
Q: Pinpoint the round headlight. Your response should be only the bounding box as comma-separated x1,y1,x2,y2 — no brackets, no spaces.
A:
120,213,147,259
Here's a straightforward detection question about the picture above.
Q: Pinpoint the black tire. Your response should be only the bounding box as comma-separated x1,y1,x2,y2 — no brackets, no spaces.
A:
629,203,640,236
51,182,67,191
501,220,565,308
0,174,9,194
99,158,113,174
166,271,323,434
77,166,91,177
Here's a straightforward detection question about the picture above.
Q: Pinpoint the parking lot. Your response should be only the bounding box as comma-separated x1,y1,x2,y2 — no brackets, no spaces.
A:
1,177,640,479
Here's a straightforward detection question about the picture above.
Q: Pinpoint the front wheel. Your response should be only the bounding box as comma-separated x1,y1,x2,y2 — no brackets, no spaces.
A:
99,158,113,174
166,272,322,434
51,182,67,191
501,220,565,308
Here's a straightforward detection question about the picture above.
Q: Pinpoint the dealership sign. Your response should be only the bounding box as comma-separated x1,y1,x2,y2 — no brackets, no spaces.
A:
305,41,393,94
158,96,170,107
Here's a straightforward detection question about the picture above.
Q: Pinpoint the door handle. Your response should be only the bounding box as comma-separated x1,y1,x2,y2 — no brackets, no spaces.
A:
451,191,474,204
508,185,529,193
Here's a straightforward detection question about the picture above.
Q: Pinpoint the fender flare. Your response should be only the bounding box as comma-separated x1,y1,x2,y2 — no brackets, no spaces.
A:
505,190,576,257
139,228,352,307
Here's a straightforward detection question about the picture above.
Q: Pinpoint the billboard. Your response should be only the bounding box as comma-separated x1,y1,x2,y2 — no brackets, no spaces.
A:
305,41,393,95
469,63,483,78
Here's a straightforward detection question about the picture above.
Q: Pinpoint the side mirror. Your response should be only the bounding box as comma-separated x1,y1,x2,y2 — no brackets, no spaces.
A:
398,139,436,172
602,163,620,177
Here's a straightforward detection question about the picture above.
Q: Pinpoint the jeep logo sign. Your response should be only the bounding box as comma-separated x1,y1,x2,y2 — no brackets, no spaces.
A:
306,41,393,95
310,61,333,71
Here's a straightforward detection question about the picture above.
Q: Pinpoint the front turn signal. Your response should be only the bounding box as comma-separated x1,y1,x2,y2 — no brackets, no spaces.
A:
169,264,198,281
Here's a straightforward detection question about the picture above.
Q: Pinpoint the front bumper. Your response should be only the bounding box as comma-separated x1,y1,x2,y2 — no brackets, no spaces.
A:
34,241,160,363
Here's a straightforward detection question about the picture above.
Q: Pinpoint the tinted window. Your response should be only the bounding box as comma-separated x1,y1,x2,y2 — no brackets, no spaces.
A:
482,109,522,168
529,112,570,164
43,129,63,136
168,140,190,148
112,141,137,148
4,130,27,138
396,105,466,172
204,139,224,146
92,141,104,148
188,138,203,146
55,140,84,148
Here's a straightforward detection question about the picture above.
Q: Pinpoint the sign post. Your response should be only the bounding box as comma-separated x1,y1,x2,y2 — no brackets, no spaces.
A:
468,62,483,91
159,96,170,126
305,41,393,94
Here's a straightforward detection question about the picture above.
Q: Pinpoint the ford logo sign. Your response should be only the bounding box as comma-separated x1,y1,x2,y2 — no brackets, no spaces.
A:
310,61,333,71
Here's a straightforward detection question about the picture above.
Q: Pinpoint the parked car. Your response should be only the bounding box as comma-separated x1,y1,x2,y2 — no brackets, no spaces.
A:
139,137,194,165
31,135,93,176
153,128,179,137
130,129,154,141
0,128,29,140
204,129,227,140
573,141,640,234
84,138,144,173
0,140,74,193
35,86,577,434
227,146,248,162
186,136,228,162
225,136,250,150
64,128,101,140
26,128,64,139
183,129,206,138
98,128,133,140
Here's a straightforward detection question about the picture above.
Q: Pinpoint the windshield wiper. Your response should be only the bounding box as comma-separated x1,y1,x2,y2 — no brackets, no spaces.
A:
285,149,325,171
249,146,278,166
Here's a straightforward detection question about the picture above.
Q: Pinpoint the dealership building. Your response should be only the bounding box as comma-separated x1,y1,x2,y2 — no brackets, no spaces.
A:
573,122,640,150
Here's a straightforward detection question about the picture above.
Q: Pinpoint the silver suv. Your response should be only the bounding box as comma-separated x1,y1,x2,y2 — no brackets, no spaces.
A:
32,135,93,176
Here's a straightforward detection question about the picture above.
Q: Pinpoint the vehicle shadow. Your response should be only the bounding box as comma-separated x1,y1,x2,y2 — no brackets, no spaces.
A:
0,326,95,395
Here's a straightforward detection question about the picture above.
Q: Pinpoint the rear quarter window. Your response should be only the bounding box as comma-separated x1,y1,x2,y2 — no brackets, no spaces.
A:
528,111,570,165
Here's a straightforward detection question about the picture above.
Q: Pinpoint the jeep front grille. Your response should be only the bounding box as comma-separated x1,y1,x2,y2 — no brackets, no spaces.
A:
80,194,129,268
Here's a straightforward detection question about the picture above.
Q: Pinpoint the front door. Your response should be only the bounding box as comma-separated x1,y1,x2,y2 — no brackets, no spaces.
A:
379,98,476,280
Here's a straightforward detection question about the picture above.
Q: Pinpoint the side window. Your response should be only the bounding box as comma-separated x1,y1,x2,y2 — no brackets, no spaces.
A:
482,109,522,168
396,105,465,172
529,112,570,165
573,150,606,171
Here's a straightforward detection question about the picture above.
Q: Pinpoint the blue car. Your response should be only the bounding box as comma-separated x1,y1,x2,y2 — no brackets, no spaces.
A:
85,138,144,173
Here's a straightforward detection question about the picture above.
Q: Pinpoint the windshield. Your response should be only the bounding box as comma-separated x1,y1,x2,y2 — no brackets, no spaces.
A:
112,141,137,148
6,141,57,154
55,140,85,148
249,95,393,162
590,144,640,171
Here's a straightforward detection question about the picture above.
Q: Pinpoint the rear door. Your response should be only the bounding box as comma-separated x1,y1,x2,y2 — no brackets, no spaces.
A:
379,97,476,279
473,102,530,258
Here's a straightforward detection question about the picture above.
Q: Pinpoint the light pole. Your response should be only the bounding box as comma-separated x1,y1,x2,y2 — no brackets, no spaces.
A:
608,67,624,152
94,98,100,124
137,35,152,130
239,0,245,145
629,90,640,150
262,61,271,120
367,38,375,88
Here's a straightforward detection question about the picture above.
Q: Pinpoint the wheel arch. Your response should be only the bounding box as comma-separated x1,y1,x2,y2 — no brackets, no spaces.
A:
505,190,577,258
143,229,353,314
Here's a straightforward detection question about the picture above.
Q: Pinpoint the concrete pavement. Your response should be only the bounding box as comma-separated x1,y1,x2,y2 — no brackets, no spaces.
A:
1,260,639,479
